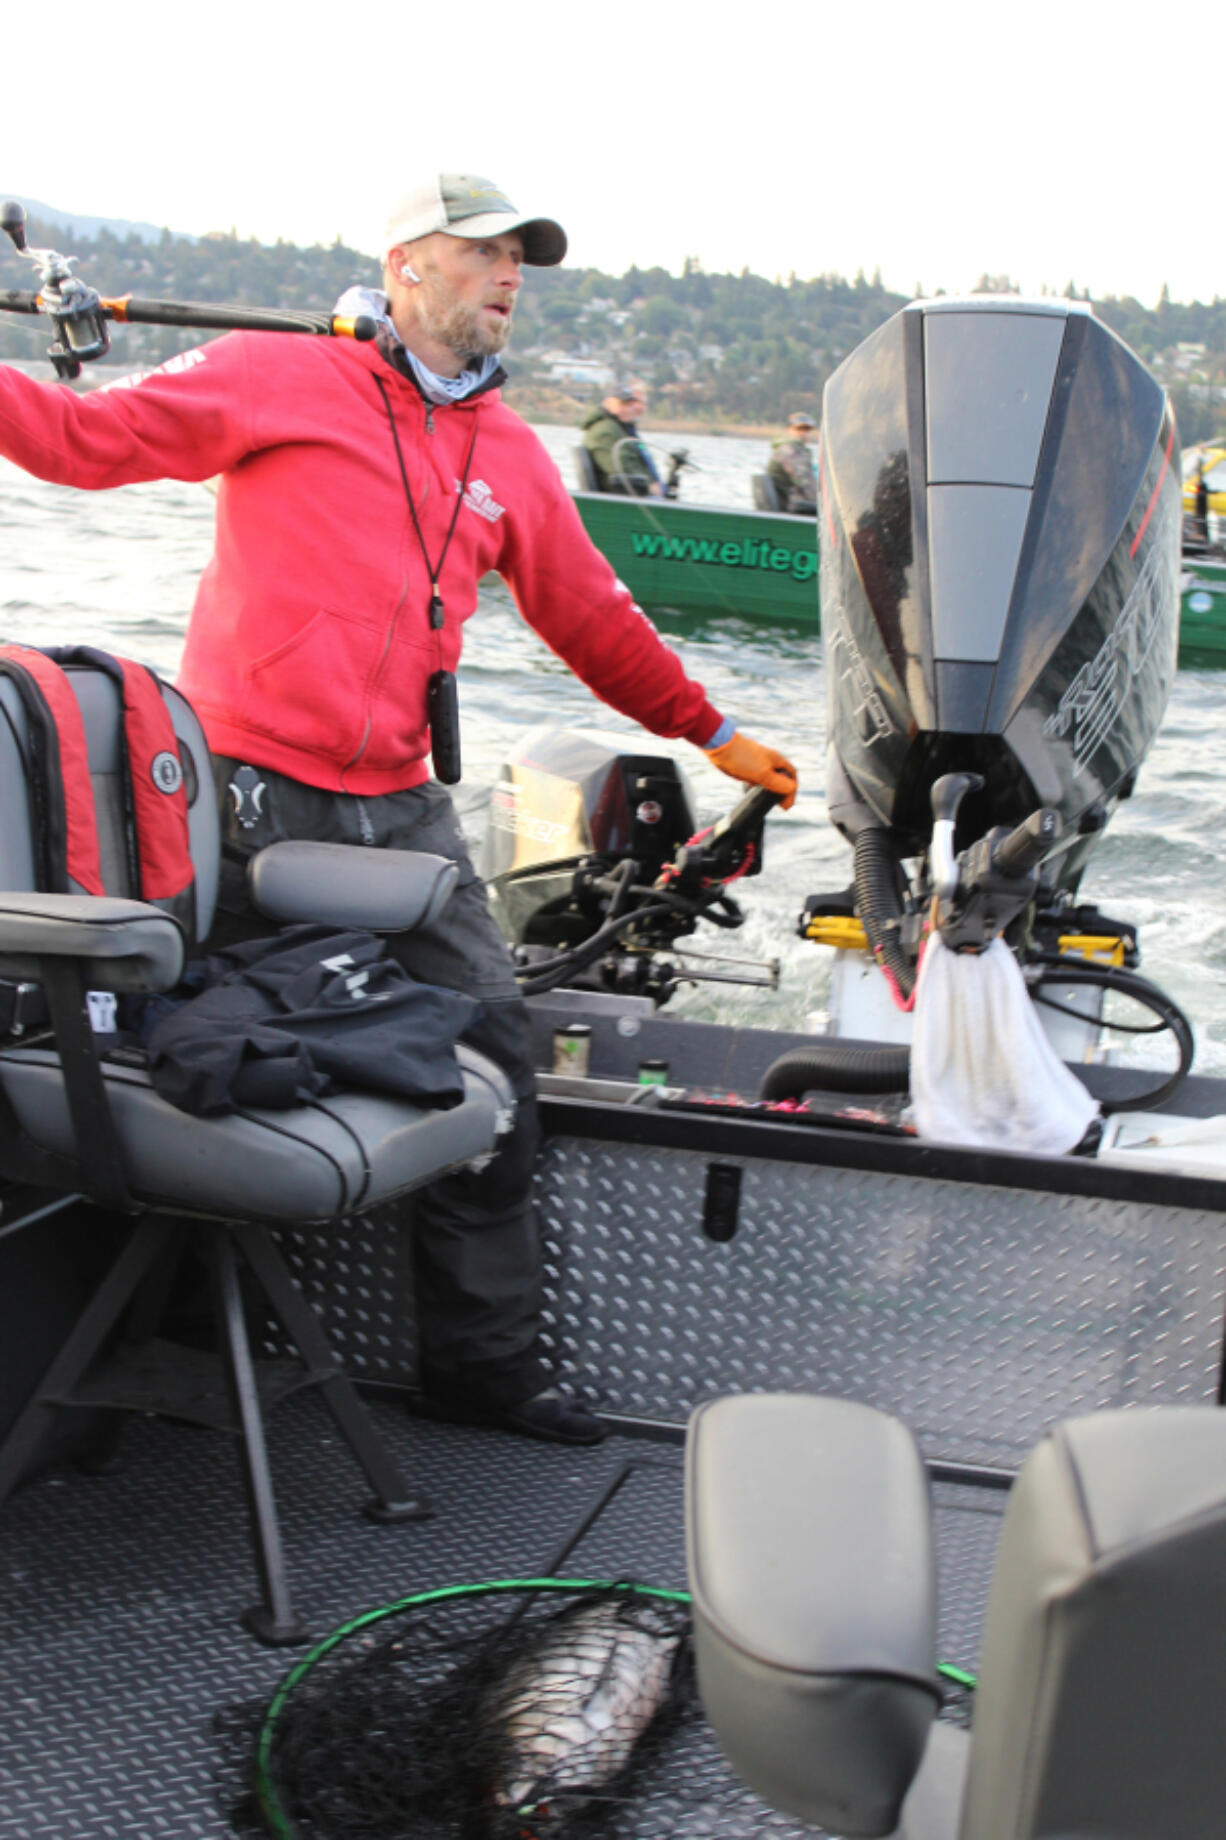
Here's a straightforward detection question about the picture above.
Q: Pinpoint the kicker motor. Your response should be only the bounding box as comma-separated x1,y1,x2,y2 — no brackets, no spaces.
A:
481,729,783,1005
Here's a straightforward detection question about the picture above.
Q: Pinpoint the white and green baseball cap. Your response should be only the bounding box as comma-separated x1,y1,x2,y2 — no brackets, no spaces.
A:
384,174,566,266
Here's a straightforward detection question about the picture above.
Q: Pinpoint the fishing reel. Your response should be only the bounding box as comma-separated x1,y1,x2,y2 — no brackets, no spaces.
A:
930,771,1061,954
663,447,693,500
1,202,109,378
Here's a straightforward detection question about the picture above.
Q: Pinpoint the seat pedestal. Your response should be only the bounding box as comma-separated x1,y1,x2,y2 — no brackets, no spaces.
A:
0,1210,430,1644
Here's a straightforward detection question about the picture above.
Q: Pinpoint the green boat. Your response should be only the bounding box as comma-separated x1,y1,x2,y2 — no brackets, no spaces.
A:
572,492,819,626
1180,553,1226,666
575,491,1226,668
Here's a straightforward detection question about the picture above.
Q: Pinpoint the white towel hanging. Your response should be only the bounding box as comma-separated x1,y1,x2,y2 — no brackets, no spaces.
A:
911,934,1099,1156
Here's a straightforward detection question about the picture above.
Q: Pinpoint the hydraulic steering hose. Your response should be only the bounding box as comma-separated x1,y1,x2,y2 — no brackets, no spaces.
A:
759,1041,912,1100
753,826,917,1100
1026,955,1195,1113
516,898,679,996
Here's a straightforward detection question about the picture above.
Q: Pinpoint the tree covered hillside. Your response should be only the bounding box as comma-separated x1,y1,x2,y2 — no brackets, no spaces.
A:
1,210,1221,437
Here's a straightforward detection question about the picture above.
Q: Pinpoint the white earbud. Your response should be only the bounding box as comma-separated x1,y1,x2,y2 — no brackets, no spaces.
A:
399,262,420,285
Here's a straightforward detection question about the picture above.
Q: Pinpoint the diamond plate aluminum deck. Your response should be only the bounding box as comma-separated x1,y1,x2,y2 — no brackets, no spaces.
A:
15,1118,1207,1835
0,1395,1000,1839
535,1140,1226,1467
272,1138,1226,1471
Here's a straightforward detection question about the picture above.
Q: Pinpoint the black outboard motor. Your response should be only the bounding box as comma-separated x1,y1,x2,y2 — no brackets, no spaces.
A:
821,296,1180,874
777,297,1193,1110
815,297,1181,983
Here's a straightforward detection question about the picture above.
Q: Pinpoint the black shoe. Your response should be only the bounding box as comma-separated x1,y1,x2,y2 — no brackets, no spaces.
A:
496,1387,607,1446
417,1379,606,1447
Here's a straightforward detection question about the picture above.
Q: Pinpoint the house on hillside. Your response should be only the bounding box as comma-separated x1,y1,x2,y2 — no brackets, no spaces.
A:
544,355,617,388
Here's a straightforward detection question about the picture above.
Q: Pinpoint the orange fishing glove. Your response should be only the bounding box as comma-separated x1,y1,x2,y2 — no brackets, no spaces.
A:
704,731,798,809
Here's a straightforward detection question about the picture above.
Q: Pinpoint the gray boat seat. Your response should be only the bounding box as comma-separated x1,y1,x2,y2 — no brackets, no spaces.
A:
0,656,515,1642
0,1037,511,1222
0,662,513,1214
954,1406,1226,1840
686,1394,1226,1840
574,444,602,492
752,471,782,512
686,1393,939,1837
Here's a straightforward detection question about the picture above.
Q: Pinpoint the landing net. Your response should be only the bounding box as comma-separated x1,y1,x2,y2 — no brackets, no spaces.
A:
227,1579,702,1840
219,1575,975,1839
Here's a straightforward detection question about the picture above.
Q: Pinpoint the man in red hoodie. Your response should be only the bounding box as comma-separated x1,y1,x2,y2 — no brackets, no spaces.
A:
0,173,797,1445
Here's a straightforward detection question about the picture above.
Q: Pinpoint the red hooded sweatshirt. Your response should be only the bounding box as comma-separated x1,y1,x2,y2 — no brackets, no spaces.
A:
0,334,724,792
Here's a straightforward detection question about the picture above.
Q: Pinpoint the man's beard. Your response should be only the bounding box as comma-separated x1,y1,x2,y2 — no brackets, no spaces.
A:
416,268,512,361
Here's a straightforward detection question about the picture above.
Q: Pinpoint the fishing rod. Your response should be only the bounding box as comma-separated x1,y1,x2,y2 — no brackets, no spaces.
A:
0,201,378,380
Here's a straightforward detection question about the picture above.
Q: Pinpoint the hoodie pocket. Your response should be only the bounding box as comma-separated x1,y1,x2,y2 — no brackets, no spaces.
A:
242,607,385,763
354,618,463,775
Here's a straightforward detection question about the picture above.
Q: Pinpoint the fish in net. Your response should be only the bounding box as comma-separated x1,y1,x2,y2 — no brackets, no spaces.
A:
479,1591,688,1831
232,1580,698,1840
217,1576,977,1838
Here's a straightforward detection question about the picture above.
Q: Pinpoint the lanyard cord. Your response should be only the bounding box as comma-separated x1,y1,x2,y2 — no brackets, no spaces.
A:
374,375,480,650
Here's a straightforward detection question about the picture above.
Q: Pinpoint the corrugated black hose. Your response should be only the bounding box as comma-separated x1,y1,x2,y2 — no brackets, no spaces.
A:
853,826,916,1002
758,1041,912,1099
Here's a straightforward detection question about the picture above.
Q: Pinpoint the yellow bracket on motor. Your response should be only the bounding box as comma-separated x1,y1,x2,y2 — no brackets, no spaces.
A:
803,915,868,949
802,915,1127,967
1055,933,1126,966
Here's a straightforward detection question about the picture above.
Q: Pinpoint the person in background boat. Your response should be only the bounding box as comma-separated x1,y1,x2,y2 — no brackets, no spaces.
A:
767,412,819,516
0,172,798,1450
580,385,665,496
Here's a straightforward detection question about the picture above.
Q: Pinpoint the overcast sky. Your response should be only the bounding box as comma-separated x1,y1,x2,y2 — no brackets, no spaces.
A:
3,0,1201,307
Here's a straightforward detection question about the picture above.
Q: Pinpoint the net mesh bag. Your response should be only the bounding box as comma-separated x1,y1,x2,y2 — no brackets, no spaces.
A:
224,1582,710,1840
218,1578,975,1839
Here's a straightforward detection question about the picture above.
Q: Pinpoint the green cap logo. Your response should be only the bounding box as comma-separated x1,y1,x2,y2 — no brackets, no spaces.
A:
441,174,517,223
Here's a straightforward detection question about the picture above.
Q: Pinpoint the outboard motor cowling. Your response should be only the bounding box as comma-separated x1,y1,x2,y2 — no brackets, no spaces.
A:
482,726,697,947
819,297,1181,888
